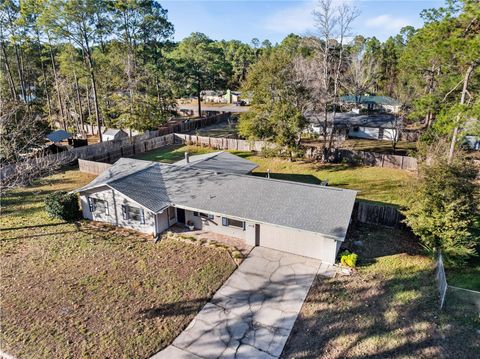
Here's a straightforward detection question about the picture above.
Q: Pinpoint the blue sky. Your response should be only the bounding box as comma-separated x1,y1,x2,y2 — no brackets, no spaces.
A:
162,0,443,43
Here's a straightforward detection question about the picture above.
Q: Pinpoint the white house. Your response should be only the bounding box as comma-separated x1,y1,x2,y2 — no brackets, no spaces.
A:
76,153,356,263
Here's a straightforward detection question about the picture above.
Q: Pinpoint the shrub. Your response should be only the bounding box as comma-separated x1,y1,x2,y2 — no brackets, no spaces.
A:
44,191,80,221
340,251,358,268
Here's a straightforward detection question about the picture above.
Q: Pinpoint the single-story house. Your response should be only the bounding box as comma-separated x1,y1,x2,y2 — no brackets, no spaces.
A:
340,95,402,114
201,90,227,103
307,112,401,141
46,130,72,143
76,155,356,263
103,129,129,141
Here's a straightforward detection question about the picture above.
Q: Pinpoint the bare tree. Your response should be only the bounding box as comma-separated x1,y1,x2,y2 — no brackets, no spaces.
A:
0,101,75,193
294,0,359,161
341,47,377,108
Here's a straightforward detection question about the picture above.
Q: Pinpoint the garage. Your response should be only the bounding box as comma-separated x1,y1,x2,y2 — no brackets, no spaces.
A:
258,223,340,263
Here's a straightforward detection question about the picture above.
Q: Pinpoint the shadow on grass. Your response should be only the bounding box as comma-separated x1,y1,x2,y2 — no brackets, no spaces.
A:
0,221,67,232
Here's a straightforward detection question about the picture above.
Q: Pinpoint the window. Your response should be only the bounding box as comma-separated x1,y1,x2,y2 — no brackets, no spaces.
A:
353,126,360,132
221,217,245,230
88,197,108,215
121,205,145,224
193,211,199,217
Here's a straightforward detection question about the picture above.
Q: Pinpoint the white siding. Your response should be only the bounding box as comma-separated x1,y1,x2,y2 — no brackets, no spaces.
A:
258,224,340,263
182,209,254,241
348,126,379,139
80,187,156,235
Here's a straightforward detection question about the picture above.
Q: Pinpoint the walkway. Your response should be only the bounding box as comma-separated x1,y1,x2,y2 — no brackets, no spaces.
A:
151,247,332,359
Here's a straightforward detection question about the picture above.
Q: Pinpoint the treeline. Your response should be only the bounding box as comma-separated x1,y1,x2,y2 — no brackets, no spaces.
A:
239,0,479,160
0,0,272,145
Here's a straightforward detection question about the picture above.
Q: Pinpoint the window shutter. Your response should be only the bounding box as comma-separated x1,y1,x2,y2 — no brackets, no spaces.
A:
122,205,128,220
222,217,228,226
105,201,109,216
140,209,145,224
88,197,95,212
243,221,246,230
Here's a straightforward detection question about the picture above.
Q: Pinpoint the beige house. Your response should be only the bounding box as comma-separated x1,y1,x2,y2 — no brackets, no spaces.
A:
76,153,356,263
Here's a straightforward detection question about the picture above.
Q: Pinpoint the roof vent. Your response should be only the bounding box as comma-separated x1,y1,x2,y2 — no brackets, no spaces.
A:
185,152,190,164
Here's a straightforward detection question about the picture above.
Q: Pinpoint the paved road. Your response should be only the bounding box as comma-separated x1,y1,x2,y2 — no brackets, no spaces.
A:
151,247,328,359
178,104,250,113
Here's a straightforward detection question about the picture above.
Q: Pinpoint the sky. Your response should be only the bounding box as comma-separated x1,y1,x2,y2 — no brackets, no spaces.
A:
162,0,444,44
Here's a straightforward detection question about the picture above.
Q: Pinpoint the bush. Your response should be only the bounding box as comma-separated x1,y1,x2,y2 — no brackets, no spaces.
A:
340,251,358,268
44,191,80,221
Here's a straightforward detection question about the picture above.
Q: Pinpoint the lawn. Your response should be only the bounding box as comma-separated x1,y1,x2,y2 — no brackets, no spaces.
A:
302,138,418,156
136,145,414,205
0,170,236,359
281,223,480,358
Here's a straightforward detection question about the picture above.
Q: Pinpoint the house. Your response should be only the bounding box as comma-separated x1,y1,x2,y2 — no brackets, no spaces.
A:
307,112,401,141
103,129,129,141
46,130,72,143
201,90,227,103
340,95,402,113
224,89,241,104
76,156,356,263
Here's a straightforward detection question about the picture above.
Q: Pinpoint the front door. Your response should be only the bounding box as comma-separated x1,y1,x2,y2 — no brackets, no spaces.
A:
177,208,186,224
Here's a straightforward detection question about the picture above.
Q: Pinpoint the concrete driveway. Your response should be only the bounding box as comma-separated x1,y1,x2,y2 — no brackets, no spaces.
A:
151,247,325,359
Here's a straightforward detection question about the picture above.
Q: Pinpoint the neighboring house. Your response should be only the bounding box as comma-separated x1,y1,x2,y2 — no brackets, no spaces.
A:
76,156,356,263
46,130,72,143
340,95,402,114
464,135,480,150
201,90,227,103
307,112,401,141
103,129,129,141
223,89,241,104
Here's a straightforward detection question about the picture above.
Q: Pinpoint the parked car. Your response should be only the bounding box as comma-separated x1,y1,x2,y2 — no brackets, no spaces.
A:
235,100,246,106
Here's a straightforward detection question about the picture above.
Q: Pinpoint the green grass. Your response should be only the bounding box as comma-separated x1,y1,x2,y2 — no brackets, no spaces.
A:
1,170,236,359
447,264,480,291
137,145,414,205
282,223,479,359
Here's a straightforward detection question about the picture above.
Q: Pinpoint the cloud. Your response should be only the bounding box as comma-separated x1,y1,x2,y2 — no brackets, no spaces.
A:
263,1,316,34
365,14,411,31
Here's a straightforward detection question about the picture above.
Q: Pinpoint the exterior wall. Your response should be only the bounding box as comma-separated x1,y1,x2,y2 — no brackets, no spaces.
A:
182,209,256,241
258,223,341,263
80,187,156,235
348,126,380,140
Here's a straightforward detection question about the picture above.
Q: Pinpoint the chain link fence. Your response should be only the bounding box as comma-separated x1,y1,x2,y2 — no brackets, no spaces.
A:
436,252,480,312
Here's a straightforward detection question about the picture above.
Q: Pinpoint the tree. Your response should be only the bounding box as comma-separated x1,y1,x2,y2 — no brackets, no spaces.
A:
402,143,479,267
38,0,111,141
238,46,308,159
169,32,229,117
294,0,359,161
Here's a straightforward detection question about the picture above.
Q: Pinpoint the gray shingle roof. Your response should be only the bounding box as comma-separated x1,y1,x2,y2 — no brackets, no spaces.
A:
46,130,72,142
78,158,356,239
174,151,258,174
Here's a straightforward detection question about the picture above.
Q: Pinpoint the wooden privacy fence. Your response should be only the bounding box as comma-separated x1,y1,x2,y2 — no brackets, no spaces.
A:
351,201,405,228
1,113,231,181
78,159,112,175
175,133,418,171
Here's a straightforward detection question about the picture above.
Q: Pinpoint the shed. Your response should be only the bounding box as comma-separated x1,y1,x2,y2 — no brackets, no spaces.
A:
46,130,72,143
103,129,129,141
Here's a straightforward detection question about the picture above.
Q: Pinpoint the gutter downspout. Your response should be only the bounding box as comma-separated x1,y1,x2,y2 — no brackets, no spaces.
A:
112,189,119,226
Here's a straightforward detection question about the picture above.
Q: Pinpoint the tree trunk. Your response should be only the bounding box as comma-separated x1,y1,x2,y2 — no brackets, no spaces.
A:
73,71,85,136
1,42,17,99
13,44,27,103
49,46,65,129
83,40,102,142
448,62,476,162
197,88,202,118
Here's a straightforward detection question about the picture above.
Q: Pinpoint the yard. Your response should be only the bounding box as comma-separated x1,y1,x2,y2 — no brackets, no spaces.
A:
281,223,480,358
0,170,236,359
136,145,414,205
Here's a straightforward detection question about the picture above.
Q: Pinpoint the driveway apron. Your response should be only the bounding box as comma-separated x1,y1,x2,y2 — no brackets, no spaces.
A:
151,247,321,359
